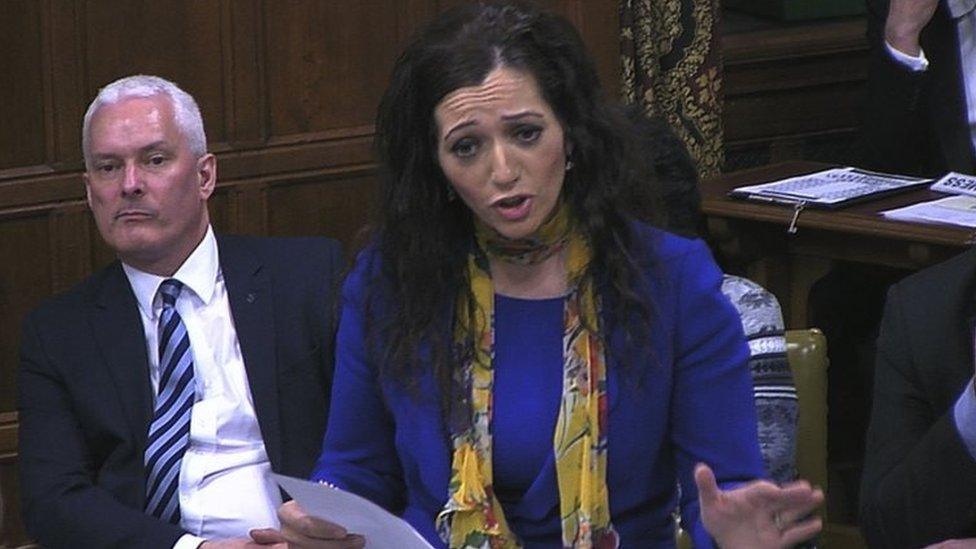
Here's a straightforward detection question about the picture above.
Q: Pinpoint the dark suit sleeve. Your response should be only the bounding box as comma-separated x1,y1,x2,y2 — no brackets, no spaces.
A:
279,237,345,478
860,0,930,175
18,312,185,549
859,284,976,548
316,240,343,411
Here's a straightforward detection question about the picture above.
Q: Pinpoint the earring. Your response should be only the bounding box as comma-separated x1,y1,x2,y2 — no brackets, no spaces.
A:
565,159,574,171
446,186,457,202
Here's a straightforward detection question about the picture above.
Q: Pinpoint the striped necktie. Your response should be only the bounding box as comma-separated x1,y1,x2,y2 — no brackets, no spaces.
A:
144,278,195,524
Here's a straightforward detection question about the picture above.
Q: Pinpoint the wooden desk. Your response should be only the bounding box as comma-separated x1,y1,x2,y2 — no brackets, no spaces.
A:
703,161,972,328
701,161,974,548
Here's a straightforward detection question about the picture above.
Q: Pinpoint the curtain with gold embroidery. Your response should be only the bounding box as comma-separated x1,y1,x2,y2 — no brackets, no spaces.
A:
620,0,723,177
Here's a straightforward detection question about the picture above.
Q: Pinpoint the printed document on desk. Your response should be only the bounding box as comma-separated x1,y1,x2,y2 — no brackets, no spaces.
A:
881,195,976,228
274,473,435,549
730,167,930,208
930,172,976,197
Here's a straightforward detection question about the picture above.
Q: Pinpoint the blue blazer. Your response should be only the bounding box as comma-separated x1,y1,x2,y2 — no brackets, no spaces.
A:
313,225,764,548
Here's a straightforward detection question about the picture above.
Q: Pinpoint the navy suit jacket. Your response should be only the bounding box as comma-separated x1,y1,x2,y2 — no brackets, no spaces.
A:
18,234,342,549
861,246,976,547
312,226,765,548
862,0,976,176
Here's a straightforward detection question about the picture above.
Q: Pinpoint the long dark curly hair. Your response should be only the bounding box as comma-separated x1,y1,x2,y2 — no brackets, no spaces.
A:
365,0,662,396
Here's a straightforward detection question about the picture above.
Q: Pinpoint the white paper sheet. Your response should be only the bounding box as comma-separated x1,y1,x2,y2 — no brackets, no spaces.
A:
880,195,976,228
274,474,435,549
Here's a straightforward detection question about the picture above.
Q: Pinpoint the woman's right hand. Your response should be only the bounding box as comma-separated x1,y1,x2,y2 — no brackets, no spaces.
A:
250,500,365,549
695,463,823,549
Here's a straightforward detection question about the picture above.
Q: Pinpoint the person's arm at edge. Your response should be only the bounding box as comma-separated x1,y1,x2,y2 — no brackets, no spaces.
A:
859,284,976,547
861,0,931,175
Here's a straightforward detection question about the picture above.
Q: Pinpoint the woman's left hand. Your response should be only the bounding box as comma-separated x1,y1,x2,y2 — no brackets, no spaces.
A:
694,463,824,549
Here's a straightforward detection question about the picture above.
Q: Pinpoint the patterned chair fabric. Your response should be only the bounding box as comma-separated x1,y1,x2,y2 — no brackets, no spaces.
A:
676,277,806,548
720,274,798,483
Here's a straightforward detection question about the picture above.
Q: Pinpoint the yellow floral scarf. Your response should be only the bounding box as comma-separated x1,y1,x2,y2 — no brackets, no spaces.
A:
435,205,618,548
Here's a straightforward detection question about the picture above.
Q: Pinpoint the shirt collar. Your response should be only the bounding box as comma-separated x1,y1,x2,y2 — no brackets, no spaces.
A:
122,225,220,319
948,0,976,19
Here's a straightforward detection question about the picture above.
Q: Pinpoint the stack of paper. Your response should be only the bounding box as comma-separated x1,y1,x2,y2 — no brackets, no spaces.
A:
730,167,930,208
881,195,976,228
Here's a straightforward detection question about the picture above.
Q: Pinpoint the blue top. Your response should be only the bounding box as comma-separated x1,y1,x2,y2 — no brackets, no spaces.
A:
492,294,563,540
312,224,765,548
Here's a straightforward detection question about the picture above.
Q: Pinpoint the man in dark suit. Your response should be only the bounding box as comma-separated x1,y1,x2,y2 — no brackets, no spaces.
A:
862,0,976,176
17,75,342,548
860,246,976,547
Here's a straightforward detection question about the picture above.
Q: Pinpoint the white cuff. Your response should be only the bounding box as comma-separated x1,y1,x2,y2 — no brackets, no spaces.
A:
173,533,207,549
885,40,929,71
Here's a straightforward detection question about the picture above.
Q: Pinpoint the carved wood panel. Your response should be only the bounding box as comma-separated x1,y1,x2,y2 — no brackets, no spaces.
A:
82,0,228,146
264,2,403,137
0,214,53,410
0,1,46,171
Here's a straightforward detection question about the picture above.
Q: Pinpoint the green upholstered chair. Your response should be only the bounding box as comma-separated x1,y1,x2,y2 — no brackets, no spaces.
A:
785,328,829,521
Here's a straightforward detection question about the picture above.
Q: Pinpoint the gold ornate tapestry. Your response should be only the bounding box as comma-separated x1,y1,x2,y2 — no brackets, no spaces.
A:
620,0,723,177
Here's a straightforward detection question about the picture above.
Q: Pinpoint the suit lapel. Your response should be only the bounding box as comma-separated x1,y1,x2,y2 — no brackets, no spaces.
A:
91,263,153,480
219,236,283,468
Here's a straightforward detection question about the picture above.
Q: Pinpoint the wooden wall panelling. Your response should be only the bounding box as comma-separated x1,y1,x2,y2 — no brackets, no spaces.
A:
48,203,94,294
433,0,471,14
224,0,266,148
263,1,402,138
0,173,86,212
725,81,865,143
721,19,869,167
0,1,47,171
83,0,228,146
216,134,376,182
1,462,27,547
208,183,237,235
82,212,116,277
1,412,25,547
0,212,54,412
219,182,269,236
395,0,440,51
573,0,622,97
44,0,86,169
0,204,89,544
266,169,379,251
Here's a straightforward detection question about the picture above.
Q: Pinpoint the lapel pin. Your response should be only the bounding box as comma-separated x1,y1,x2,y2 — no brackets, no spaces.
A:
246,293,256,303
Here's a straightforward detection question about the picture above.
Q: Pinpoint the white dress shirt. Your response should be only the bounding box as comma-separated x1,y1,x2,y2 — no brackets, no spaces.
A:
123,226,281,549
886,0,976,153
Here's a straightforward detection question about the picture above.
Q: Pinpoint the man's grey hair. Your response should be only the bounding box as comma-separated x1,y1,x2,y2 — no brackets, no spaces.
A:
82,75,207,167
